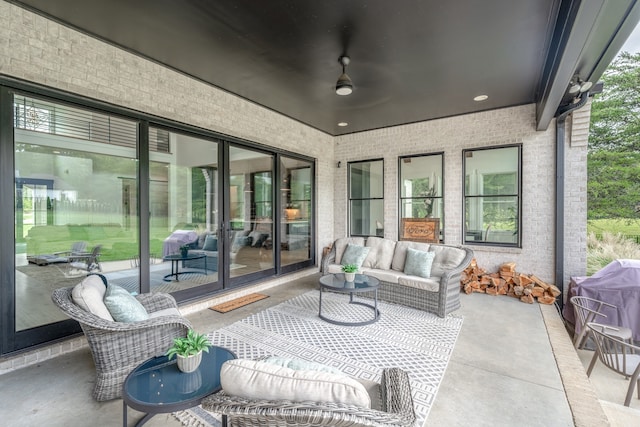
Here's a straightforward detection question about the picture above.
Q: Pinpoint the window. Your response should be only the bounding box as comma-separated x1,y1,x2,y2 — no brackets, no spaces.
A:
349,160,384,237
399,153,443,240
463,145,521,246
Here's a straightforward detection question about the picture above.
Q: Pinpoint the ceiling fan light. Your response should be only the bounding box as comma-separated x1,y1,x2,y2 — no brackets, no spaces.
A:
336,73,353,95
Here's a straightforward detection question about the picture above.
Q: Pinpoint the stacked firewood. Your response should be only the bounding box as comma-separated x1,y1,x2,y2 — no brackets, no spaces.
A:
460,259,561,305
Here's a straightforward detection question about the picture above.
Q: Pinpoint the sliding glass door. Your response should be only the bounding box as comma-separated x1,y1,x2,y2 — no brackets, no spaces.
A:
12,94,139,341
227,145,275,284
1,84,316,355
148,127,222,298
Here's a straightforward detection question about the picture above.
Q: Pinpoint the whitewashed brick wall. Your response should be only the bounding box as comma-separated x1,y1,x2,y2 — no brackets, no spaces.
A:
565,103,591,284
335,105,567,284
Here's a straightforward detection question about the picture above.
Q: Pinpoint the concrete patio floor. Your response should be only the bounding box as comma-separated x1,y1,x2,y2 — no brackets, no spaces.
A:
1,272,639,426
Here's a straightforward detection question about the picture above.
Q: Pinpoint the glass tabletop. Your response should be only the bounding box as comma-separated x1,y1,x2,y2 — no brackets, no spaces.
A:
319,273,380,291
123,346,236,411
163,253,206,261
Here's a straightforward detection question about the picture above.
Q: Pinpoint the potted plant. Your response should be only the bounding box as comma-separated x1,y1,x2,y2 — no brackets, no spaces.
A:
166,329,211,373
179,244,190,258
341,263,358,282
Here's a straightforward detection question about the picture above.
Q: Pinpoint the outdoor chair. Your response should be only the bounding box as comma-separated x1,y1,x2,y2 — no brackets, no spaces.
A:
570,295,632,350
67,244,103,274
202,366,416,427
51,278,192,401
54,241,88,257
587,322,640,406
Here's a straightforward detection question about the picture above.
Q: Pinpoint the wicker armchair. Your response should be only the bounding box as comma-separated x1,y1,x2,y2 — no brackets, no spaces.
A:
51,285,192,401
201,367,416,427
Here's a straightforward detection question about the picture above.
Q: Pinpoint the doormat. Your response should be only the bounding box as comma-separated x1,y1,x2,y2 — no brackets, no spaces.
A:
209,293,269,313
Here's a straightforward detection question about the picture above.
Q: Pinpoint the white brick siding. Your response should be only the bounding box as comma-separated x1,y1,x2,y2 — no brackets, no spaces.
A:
335,105,570,284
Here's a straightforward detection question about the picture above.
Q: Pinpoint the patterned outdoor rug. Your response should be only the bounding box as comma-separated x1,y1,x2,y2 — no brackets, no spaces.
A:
174,290,463,427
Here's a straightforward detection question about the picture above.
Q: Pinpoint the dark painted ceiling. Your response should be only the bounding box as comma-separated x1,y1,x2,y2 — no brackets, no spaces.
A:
11,0,640,136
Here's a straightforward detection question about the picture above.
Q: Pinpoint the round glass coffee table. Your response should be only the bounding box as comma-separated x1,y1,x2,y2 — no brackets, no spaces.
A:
122,345,236,427
318,273,380,326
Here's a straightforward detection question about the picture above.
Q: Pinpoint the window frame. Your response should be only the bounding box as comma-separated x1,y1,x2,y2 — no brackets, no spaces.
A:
398,152,444,241
348,158,384,237
462,144,522,247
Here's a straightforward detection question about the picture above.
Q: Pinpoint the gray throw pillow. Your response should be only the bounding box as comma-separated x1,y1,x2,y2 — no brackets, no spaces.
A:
341,244,371,269
103,284,149,322
404,247,435,278
203,235,218,251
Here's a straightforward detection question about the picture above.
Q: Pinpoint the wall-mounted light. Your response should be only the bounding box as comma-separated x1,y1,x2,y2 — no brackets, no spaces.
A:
337,161,342,168
568,76,593,94
336,56,353,96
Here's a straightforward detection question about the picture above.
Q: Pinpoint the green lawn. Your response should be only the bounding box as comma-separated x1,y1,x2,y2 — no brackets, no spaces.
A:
587,218,640,236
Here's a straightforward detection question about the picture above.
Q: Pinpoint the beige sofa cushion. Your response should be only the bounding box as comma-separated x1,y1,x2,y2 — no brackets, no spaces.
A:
220,359,371,408
362,237,397,270
391,241,431,271
398,275,441,292
361,267,403,284
429,245,468,277
334,237,366,264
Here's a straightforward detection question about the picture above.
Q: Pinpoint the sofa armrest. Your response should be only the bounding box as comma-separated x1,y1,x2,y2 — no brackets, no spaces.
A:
320,244,337,274
438,246,474,290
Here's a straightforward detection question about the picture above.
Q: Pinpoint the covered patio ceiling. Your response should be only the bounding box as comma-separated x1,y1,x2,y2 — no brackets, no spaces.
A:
12,0,640,136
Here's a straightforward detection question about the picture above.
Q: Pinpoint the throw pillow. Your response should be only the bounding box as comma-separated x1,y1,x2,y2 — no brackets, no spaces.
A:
341,244,371,269
262,356,345,375
404,247,436,278
202,235,218,251
71,274,114,321
220,359,371,408
103,284,149,322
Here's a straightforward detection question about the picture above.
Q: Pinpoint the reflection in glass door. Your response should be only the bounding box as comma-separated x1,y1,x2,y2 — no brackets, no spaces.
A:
227,145,274,281
149,128,221,295
280,157,312,266
14,94,139,332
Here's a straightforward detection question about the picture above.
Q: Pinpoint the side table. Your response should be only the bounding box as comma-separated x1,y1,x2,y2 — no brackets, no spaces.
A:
122,345,236,427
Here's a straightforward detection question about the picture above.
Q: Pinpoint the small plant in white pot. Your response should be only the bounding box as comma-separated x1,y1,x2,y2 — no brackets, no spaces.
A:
341,264,358,282
166,329,211,373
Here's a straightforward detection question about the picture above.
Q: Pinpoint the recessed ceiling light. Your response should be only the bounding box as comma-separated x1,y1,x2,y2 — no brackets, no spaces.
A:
338,122,348,127
473,95,488,102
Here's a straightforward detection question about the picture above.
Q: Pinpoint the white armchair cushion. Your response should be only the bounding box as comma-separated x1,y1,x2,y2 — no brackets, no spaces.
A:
220,359,371,408
71,274,114,321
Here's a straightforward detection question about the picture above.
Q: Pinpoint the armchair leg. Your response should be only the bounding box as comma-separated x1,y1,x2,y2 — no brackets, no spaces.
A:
586,350,599,377
624,369,640,406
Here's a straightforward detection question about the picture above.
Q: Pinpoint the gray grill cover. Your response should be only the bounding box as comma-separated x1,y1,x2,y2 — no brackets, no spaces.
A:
564,259,640,341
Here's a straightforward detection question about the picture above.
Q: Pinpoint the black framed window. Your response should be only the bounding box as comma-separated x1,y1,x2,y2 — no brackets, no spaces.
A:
463,145,521,246
399,153,444,240
349,159,384,237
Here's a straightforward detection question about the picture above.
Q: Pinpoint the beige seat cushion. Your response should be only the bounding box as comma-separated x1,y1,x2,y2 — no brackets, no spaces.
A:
361,267,402,284
398,274,441,292
71,275,114,321
220,359,371,408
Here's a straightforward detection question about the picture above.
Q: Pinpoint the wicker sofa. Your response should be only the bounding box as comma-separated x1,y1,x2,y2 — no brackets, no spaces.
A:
321,237,473,317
